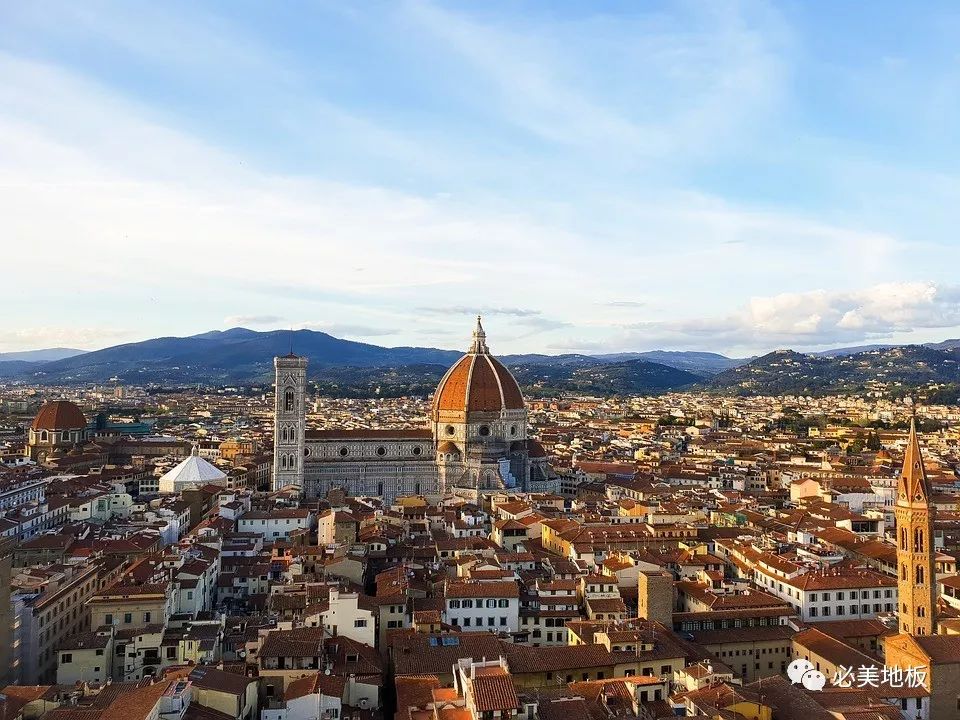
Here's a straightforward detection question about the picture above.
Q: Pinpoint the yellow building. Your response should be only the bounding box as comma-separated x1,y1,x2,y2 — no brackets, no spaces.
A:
87,582,171,630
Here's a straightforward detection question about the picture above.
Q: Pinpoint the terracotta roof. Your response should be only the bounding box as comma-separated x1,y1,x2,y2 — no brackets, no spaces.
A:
446,580,519,598
188,667,255,695
432,331,524,417
911,634,960,664
394,675,441,720
392,633,502,676
501,643,614,673
471,670,519,712
32,400,87,431
285,672,346,701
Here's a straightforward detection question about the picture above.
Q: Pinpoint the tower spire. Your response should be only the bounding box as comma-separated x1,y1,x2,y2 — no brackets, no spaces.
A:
900,416,931,502
469,315,488,354
895,415,937,635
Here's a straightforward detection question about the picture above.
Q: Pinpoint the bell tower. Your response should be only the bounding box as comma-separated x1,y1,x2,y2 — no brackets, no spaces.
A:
273,353,308,492
895,418,936,635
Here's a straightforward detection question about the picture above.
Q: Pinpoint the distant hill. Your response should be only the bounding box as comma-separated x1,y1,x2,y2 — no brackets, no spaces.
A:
925,338,960,351
707,345,960,396
816,339,960,356
4,328,959,398
510,358,702,395
595,350,746,375
9,328,463,384
0,347,86,362
309,358,701,398
815,344,898,357
0,327,702,396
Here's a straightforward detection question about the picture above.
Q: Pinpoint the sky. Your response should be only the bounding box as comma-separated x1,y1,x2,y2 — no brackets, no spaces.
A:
2,1,960,358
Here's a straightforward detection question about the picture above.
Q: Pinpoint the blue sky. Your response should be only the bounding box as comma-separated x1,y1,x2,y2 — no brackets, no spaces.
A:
2,0,960,357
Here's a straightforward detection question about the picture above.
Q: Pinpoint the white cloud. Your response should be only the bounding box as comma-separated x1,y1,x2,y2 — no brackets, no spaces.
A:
297,322,397,338
0,21,948,357
0,327,132,352
616,282,960,351
417,306,542,318
224,315,285,326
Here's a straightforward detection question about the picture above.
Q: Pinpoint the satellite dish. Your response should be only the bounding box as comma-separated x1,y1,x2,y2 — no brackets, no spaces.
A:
324,668,331,675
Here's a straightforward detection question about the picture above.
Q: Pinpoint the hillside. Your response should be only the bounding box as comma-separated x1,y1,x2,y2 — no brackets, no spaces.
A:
707,346,960,396
0,347,86,363
306,358,701,398
4,328,957,398
0,327,699,395
596,350,746,375
6,328,463,384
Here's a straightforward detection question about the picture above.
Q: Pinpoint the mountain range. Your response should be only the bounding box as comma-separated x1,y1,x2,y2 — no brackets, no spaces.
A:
0,347,86,362
2,328,960,398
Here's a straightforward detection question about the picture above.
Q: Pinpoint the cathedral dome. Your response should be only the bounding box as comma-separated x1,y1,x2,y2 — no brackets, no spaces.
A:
31,400,87,431
432,318,524,418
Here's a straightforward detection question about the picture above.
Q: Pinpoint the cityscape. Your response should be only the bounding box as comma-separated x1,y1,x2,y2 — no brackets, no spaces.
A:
5,2,960,720
3,317,960,720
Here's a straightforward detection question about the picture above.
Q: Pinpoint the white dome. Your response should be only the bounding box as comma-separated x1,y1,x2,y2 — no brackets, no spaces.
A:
159,455,228,493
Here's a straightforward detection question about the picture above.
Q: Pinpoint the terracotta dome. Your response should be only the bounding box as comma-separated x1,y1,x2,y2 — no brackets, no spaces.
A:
526,439,547,458
31,400,87,431
433,318,524,417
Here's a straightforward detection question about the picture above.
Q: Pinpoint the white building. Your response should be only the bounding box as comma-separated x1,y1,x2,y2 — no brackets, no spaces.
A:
754,562,897,622
237,508,313,540
320,588,376,647
444,580,520,633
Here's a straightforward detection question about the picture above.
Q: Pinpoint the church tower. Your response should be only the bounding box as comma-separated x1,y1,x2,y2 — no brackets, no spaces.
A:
273,353,308,492
895,418,937,635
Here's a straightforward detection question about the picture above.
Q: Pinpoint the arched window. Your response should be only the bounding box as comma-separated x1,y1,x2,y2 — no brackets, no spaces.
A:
40,430,48,442
914,528,924,553
918,605,926,618
281,427,287,442
901,564,907,581
377,482,384,497
916,566,925,585
280,455,287,469
900,528,907,551
285,388,295,412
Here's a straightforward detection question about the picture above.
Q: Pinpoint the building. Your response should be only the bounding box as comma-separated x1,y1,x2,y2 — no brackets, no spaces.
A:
444,579,521,633
158,453,229,494
25,400,93,463
272,318,555,503
87,581,172,630
638,570,674,627
56,628,114,685
236,508,313,540
895,419,937,636
12,559,123,684
320,587,376,647
188,666,259,720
